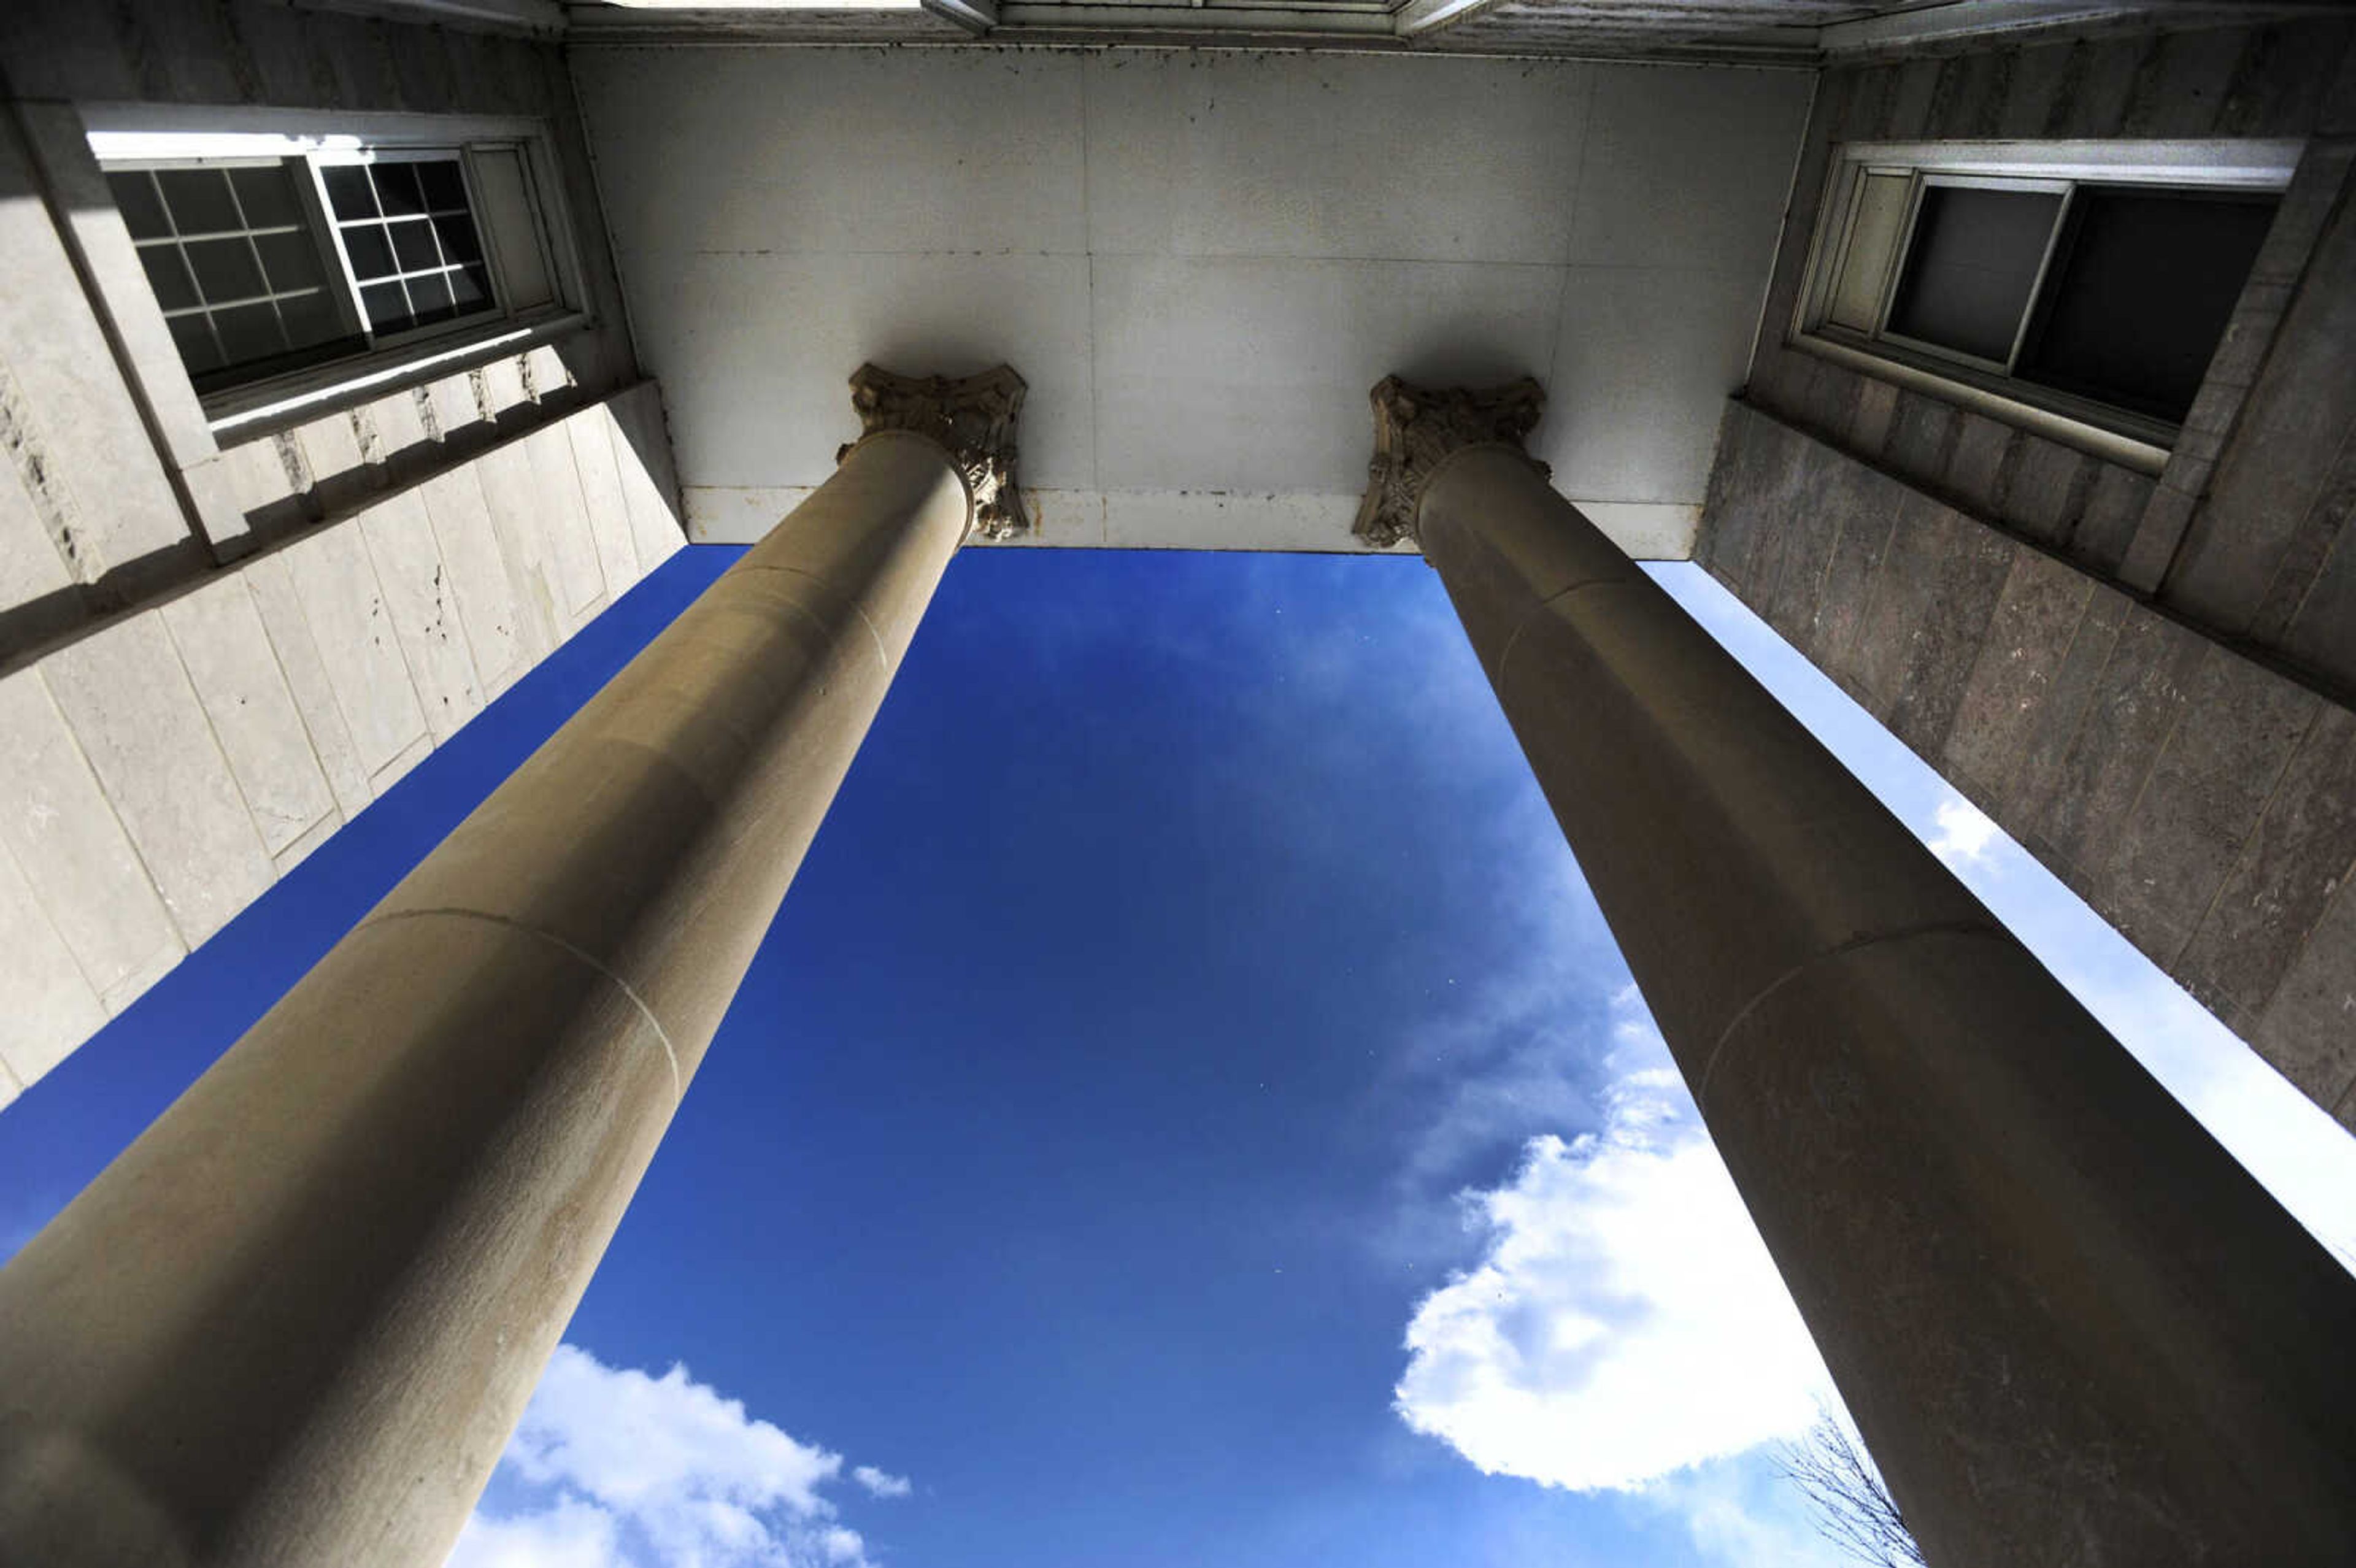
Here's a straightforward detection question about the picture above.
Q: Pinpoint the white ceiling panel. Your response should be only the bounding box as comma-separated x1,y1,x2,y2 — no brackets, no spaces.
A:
1084,53,1593,264
574,46,1812,556
1092,253,1561,492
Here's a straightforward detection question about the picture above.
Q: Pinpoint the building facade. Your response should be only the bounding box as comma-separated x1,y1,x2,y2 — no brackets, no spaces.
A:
1,2,2354,1565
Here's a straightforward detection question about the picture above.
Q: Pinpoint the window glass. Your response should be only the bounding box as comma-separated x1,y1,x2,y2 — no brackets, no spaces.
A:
2016,187,2277,423
107,161,357,391
326,158,498,337
1885,185,2062,363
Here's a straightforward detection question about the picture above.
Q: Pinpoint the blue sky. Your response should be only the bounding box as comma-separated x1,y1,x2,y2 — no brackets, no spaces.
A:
4,544,2351,1568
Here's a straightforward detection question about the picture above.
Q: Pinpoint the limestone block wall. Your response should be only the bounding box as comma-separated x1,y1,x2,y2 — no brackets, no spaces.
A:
0,0,645,662
1700,402,2356,1134
0,1,696,1103
1741,17,2356,707
0,383,684,1108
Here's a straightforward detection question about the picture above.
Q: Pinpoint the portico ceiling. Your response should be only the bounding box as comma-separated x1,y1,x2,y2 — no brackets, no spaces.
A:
574,47,1813,556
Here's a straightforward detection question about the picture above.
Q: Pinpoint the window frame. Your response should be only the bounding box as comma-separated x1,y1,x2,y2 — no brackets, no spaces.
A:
1790,138,2301,471
82,106,588,434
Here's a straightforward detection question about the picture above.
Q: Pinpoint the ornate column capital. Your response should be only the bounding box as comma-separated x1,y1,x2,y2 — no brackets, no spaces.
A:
841,363,1030,540
1352,374,1547,548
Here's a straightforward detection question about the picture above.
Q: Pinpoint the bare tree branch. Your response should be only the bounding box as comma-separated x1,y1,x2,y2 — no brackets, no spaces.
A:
1773,1411,1926,1568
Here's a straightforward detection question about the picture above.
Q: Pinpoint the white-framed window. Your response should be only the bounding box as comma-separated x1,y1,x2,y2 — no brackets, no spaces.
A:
86,110,577,422
1792,139,2302,459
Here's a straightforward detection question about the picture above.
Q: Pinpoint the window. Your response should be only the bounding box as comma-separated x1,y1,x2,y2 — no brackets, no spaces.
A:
94,125,571,405
1795,140,2298,453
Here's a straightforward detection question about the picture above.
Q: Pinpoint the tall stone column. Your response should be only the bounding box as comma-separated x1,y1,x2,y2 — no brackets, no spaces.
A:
1358,376,2356,1566
0,365,1026,1568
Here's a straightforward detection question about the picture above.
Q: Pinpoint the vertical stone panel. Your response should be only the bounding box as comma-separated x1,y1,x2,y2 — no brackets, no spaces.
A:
0,835,106,1093
564,407,645,604
243,552,376,820
359,491,485,747
1941,547,2092,804
419,465,528,699
40,615,274,950
280,520,430,782
0,666,183,1013
522,425,608,632
161,573,339,860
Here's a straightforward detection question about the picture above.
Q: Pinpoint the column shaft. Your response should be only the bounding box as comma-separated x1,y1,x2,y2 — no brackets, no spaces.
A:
1414,442,2356,1566
0,430,971,1568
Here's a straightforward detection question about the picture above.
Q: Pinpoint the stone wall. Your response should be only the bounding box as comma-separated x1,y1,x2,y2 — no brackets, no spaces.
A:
1701,402,2356,1134
0,384,683,1108
0,0,646,663
1741,17,2356,705
0,1,691,1103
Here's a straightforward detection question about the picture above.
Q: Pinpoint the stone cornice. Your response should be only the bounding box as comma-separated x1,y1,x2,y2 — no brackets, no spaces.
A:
1352,374,1546,549
842,363,1030,540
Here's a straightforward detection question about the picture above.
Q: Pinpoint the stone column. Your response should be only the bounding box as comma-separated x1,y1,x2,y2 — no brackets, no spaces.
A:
0,364,1027,1568
1358,376,2356,1566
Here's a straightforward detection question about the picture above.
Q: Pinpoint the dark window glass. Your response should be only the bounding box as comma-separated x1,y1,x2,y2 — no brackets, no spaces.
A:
433,212,483,264
373,163,426,217
213,302,285,364
1887,185,2062,364
277,290,347,351
417,160,469,212
361,280,413,331
228,164,304,229
185,236,265,301
449,264,491,310
342,224,396,279
254,229,326,292
157,169,241,237
167,315,222,374
408,271,455,323
323,164,377,220
137,245,199,312
2016,186,2277,423
109,171,169,239
389,217,442,273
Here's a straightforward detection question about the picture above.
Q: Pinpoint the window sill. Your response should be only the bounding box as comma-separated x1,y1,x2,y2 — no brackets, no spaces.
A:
1788,330,2172,477
202,308,590,443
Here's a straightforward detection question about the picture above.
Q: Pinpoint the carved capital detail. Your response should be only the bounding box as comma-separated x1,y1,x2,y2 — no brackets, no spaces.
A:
1352,374,1547,548
841,363,1030,540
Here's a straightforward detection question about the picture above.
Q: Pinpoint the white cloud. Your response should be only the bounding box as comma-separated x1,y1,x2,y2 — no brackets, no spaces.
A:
1395,1010,1832,1495
1924,793,1998,868
447,1345,907,1568
851,1467,910,1500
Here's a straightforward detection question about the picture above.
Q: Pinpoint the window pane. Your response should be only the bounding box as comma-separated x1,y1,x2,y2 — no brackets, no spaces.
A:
2017,187,2277,425
417,160,469,212
137,245,200,312
213,302,287,365
433,212,484,264
167,314,223,375
361,280,413,332
449,264,491,311
109,171,170,240
389,217,441,273
254,229,326,292
277,289,348,352
1886,185,2062,364
228,164,304,229
1829,172,1912,334
342,224,396,280
373,163,426,218
409,271,455,324
157,169,241,237
185,236,266,302
323,164,377,220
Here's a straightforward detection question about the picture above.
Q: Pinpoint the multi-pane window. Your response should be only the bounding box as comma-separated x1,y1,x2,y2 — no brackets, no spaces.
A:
108,161,356,389
1800,147,2292,440
318,156,496,337
102,140,561,399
